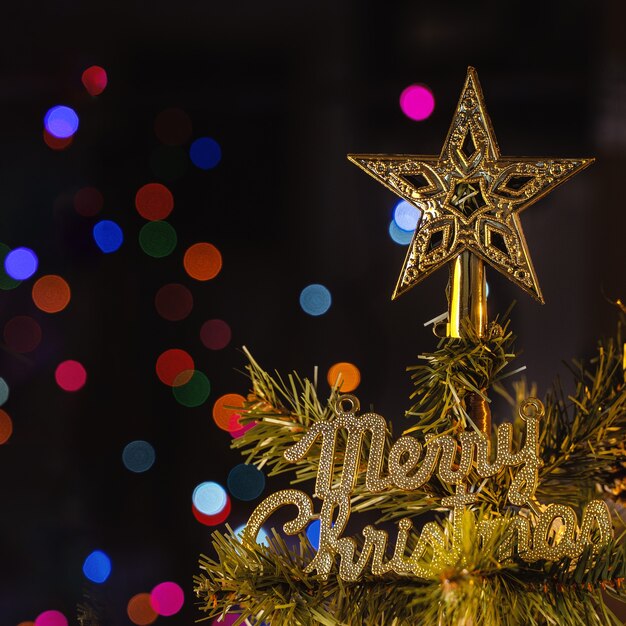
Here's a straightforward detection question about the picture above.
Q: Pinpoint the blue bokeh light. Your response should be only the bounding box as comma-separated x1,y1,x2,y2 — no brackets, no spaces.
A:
93,220,124,253
227,464,266,501
122,440,156,473
192,481,227,515
299,284,332,316
235,524,269,546
190,137,222,170
393,200,421,231
306,519,321,549
82,550,112,583
44,105,80,138
0,378,8,406
4,247,38,280
388,220,413,245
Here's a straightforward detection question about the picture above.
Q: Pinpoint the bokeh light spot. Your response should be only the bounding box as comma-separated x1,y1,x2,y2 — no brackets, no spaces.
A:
4,315,42,353
172,370,210,407
0,243,20,289
44,105,79,138
82,550,111,583
393,200,421,231
154,108,192,146
155,349,194,386
43,129,73,150
135,183,174,221
388,220,413,245
234,524,269,546
5,247,38,280
55,360,87,392
0,377,9,406
35,610,68,626
183,242,222,280
399,84,435,121
0,409,13,444
190,137,221,169
299,284,332,316
306,519,321,550
138,221,177,258
150,581,184,617
93,220,123,253
192,497,231,526
81,66,108,96
122,440,156,473
32,275,71,313
212,393,246,431
127,593,158,625
17,622,35,626
228,412,256,438
327,362,361,392
211,615,241,626
200,319,231,350
192,481,227,516
155,283,193,321
227,463,266,501
74,187,104,217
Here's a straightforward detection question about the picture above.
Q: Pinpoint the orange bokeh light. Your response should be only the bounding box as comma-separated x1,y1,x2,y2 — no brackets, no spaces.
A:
212,393,246,431
327,362,361,392
32,275,71,313
135,183,174,221
183,243,222,281
0,409,13,444
127,593,158,625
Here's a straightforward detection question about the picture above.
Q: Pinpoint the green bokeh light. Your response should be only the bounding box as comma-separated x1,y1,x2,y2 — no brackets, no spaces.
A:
138,221,177,258
173,370,211,407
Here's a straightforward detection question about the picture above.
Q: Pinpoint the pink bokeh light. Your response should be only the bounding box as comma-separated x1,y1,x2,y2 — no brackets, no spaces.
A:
35,610,68,626
150,581,185,616
55,360,87,392
399,84,435,121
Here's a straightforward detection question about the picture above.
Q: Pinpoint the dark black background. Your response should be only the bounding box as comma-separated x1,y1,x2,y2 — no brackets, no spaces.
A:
0,1,625,624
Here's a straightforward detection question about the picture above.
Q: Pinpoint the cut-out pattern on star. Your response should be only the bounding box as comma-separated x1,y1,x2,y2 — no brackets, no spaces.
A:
348,67,593,302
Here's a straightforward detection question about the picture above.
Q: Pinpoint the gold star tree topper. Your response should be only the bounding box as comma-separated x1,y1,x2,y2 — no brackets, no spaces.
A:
348,67,593,303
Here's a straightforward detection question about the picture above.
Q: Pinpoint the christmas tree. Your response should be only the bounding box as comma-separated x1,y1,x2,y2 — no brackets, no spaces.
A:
193,68,626,625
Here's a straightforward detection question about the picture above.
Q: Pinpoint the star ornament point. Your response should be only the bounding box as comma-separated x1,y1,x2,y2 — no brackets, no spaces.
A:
348,67,594,303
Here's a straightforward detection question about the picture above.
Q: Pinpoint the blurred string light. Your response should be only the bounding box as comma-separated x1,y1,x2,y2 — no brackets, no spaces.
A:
82,550,111,583
155,348,194,386
150,581,184,617
192,481,227,516
154,283,193,321
135,183,174,221
189,137,221,169
154,107,192,146
212,393,246,432
228,411,255,438
192,497,231,526
4,315,42,353
32,275,71,313
388,220,413,245
399,84,435,121
393,199,421,231
44,105,79,138
234,524,269,546
17,622,35,626
299,284,332,316
0,243,20,289
93,220,123,253
81,65,108,96
127,593,157,626
227,463,265,501
138,221,177,258
0,377,9,406
5,246,38,280
73,187,104,217
327,362,361,392
122,440,156,473
172,369,211,407
150,146,188,182
0,409,13,444
183,242,222,281
200,318,231,350
211,616,241,626
55,360,87,392
34,611,68,626
306,519,321,550
43,129,73,151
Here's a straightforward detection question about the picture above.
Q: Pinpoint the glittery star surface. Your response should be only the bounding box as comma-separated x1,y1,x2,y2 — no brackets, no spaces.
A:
348,67,593,302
